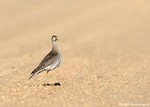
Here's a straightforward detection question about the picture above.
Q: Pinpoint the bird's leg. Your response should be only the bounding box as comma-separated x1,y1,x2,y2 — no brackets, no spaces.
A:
45,70,50,82
47,70,49,74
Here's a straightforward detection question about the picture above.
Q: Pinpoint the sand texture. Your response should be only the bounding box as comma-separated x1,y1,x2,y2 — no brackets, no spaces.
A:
0,0,150,107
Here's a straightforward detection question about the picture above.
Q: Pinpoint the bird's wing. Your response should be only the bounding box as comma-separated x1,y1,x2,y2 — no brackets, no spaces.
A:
31,51,57,74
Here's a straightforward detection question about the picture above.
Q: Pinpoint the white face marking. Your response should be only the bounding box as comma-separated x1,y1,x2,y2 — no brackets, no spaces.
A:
52,37,56,41
52,36,58,41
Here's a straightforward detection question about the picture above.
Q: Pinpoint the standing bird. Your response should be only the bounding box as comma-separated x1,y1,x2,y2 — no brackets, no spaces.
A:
29,35,62,80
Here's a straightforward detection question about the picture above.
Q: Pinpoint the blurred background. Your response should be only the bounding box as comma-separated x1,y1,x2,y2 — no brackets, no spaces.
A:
1,0,150,58
0,0,150,107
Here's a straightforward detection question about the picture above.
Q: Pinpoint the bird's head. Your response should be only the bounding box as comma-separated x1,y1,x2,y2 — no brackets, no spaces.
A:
51,35,58,42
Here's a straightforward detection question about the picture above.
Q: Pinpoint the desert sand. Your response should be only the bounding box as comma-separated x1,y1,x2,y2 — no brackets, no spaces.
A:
0,0,150,107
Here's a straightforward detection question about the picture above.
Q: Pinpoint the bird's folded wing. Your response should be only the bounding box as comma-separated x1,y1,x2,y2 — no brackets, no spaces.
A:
31,52,57,74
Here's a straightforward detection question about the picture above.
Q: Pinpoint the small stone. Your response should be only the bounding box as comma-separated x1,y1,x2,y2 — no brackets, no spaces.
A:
53,82,61,86
38,85,43,87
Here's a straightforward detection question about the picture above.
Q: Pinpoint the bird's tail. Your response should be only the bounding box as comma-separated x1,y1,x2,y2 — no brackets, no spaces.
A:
29,69,44,80
29,68,37,80
29,73,35,80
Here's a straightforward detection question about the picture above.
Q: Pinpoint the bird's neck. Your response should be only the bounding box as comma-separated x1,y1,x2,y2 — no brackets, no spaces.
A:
52,41,59,53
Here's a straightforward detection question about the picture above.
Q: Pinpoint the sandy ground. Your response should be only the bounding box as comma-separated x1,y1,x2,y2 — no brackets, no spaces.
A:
0,0,150,107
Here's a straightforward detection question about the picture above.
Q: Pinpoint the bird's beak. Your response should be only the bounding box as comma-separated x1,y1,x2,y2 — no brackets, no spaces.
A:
56,38,59,41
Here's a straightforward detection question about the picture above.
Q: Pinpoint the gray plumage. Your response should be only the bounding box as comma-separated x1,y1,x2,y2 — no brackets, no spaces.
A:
29,35,61,80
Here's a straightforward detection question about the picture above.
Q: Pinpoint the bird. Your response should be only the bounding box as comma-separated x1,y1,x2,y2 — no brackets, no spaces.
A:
29,35,62,80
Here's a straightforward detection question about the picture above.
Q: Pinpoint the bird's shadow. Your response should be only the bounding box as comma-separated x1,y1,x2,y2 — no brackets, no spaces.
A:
38,82,61,87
